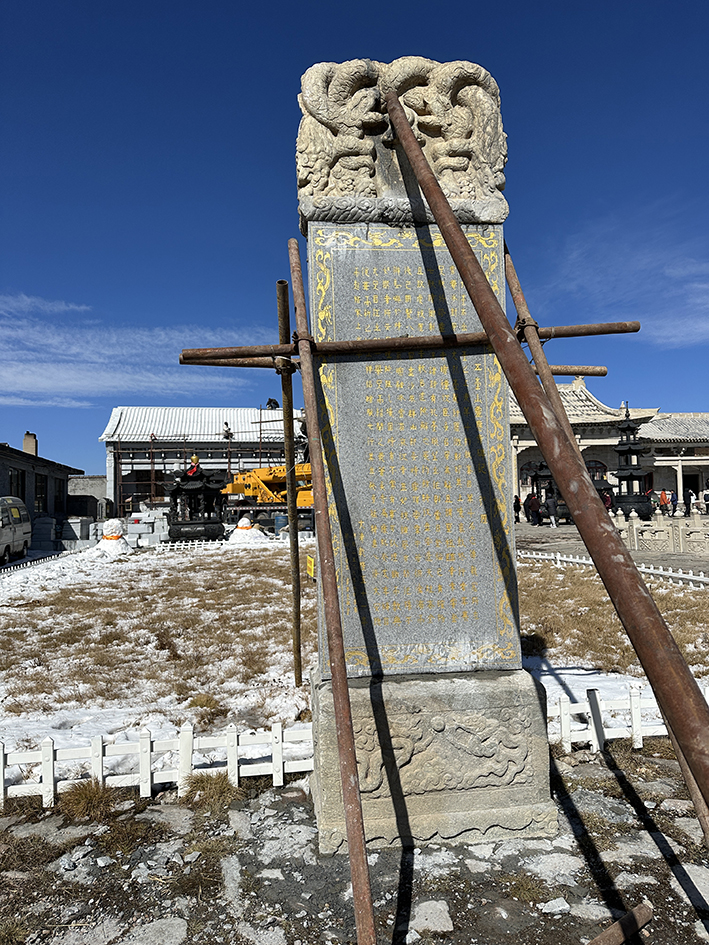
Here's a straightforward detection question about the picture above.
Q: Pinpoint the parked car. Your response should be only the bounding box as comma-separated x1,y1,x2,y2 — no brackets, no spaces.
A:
0,496,32,565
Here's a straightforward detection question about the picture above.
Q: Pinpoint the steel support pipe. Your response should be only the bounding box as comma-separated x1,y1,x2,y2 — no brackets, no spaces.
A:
384,88,709,807
535,365,607,377
288,240,376,945
505,246,583,457
180,356,289,368
276,279,303,689
179,320,639,364
180,352,606,378
587,901,653,945
539,320,640,339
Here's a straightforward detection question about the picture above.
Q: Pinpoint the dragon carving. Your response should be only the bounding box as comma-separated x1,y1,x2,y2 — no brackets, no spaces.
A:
296,57,508,228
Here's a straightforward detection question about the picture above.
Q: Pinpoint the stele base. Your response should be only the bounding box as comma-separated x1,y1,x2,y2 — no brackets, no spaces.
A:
311,669,558,854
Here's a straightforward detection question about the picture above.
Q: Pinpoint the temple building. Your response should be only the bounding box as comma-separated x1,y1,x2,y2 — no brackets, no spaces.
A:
638,414,709,501
512,377,709,502
99,386,709,514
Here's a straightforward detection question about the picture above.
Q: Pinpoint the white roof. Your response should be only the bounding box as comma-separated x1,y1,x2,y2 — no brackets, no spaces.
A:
638,413,709,443
99,407,303,444
509,378,657,426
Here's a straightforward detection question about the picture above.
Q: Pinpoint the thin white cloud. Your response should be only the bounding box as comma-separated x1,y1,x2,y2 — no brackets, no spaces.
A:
0,293,270,404
0,293,92,316
526,202,709,348
0,395,94,408
0,362,240,397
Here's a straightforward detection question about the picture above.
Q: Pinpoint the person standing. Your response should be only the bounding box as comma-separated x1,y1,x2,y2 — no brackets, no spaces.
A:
528,493,541,526
684,488,693,516
523,493,532,523
671,491,678,516
513,495,521,524
660,489,669,515
545,492,558,528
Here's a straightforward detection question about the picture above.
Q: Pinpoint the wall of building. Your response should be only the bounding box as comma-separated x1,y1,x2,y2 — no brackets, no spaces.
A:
67,475,110,519
0,441,83,521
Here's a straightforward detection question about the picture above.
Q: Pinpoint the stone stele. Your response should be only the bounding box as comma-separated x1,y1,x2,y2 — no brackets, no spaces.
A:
300,57,556,853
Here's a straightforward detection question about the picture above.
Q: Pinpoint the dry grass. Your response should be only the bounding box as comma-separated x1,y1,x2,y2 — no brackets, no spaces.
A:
95,816,160,857
188,693,228,728
1,546,705,744
0,835,57,873
59,777,117,821
0,546,317,726
181,771,246,811
496,871,548,903
0,918,30,945
518,560,709,677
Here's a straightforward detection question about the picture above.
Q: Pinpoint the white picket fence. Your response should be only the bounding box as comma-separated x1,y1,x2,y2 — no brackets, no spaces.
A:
550,685,709,753
0,721,313,811
518,549,709,588
6,684,709,809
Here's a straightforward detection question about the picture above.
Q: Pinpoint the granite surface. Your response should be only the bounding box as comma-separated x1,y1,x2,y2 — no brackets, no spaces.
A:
309,222,519,678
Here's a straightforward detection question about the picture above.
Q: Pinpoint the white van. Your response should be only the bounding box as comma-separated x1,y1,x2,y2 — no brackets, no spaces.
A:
0,496,32,565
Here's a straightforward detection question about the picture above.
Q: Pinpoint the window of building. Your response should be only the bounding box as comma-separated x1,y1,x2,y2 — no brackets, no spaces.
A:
35,474,48,513
8,468,26,501
585,460,608,481
54,478,65,514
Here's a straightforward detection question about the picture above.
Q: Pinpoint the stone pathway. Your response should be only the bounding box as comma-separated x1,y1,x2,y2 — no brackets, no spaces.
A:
516,520,709,575
2,742,709,944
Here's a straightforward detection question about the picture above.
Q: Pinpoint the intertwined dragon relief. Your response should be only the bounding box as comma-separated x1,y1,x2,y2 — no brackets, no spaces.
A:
352,705,531,797
297,57,508,230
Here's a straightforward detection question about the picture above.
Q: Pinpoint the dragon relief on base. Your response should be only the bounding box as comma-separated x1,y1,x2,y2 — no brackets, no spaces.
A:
352,705,531,797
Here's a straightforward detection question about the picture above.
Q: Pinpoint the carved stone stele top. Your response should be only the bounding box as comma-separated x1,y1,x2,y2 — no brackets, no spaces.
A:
296,57,508,231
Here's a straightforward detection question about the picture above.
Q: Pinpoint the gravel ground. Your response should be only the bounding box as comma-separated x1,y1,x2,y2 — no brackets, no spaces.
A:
3,741,709,945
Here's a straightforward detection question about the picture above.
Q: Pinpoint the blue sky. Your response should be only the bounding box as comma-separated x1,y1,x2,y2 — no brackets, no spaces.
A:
2,1,708,474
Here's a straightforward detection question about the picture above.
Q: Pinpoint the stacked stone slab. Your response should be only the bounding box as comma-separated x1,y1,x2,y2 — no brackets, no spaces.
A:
298,57,556,853
124,512,170,548
60,516,100,551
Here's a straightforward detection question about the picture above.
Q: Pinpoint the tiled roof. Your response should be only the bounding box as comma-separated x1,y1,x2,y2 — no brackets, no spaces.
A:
99,407,303,444
638,413,709,443
509,380,657,426
0,442,84,474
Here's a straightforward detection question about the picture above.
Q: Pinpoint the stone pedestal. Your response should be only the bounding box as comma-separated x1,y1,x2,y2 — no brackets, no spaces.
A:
312,670,556,853
297,57,556,851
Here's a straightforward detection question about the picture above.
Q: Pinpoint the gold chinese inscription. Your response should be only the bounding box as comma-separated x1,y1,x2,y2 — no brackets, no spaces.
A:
310,224,519,676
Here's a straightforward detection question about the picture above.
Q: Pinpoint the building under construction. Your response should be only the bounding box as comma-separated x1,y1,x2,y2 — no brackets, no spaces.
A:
99,405,305,514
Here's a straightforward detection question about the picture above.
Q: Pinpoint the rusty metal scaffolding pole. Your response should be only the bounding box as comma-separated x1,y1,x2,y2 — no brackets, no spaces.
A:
384,88,709,806
586,901,653,945
181,353,607,377
287,239,376,945
276,279,303,689
506,244,709,843
180,319,639,364
505,244,582,458
535,365,606,377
